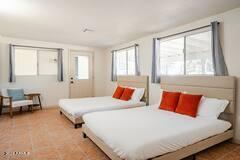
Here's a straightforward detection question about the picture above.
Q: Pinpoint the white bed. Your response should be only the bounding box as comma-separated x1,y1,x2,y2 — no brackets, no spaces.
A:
59,96,146,118
83,105,231,160
59,76,149,128
82,76,236,160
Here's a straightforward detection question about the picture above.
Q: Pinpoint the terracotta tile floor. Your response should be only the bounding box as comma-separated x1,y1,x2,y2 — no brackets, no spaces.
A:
0,108,239,160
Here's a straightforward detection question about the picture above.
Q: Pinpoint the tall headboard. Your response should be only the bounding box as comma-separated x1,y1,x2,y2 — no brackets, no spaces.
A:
160,76,236,127
117,76,149,105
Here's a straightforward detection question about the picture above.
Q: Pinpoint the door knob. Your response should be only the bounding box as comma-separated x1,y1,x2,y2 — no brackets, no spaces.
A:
70,81,74,84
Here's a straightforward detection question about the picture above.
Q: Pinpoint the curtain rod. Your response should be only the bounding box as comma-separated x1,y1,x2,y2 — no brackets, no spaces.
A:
156,22,219,40
11,44,63,50
112,44,138,52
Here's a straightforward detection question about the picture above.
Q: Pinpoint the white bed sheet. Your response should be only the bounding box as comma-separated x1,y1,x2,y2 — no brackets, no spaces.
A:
59,96,146,118
83,105,231,160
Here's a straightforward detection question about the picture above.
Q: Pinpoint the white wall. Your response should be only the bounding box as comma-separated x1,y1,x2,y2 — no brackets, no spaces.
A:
0,36,106,107
104,7,240,141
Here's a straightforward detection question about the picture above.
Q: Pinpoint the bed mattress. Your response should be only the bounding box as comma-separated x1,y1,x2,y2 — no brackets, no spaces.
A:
59,96,146,118
83,105,231,160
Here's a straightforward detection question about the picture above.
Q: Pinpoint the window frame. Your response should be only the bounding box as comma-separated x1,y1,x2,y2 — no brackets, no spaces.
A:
14,47,58,76
159,26,213,76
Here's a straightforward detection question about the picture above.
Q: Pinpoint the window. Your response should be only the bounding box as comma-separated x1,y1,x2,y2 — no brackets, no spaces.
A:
159,29,213,75
14,47,58,76
38,50,58,75
186,31,213,74
115,47,136,75
160,37,184,75
15,49,38,75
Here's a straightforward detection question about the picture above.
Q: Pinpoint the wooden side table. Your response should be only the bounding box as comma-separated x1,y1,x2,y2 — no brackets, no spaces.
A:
26,93,42,110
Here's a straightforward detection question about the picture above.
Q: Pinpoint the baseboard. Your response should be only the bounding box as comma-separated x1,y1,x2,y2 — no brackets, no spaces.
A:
42,105,59,109
232,138,240,144
0,105,59,114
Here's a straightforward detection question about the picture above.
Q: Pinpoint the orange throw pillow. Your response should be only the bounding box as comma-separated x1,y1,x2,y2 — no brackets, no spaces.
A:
175,93,203,117
159,91,181,112
120,88,135,101
113,86,125,99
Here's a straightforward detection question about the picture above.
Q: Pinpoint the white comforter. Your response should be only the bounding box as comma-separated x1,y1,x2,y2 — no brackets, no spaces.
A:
83,105,231,160
59,96,145,118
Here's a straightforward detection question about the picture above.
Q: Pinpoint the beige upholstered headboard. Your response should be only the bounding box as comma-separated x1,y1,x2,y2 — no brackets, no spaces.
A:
160,76,236,127
117,76,149,105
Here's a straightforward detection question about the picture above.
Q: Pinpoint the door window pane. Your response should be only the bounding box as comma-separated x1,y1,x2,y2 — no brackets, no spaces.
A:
38,50,58,75
76,56,89,79
15,49,37,75
160,37,184,75
186,31,213,75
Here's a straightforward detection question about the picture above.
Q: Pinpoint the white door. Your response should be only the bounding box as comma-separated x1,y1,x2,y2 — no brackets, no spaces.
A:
69,51,93,98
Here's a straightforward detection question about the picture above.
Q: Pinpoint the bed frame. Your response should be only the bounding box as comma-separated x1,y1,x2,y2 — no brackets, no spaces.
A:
82,76,236,160
59,75,149,128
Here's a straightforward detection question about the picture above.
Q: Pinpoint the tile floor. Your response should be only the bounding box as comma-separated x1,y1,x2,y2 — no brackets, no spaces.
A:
0,108,239,160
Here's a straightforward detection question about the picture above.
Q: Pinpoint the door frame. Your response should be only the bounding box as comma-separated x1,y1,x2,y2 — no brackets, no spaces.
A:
68,49,94,98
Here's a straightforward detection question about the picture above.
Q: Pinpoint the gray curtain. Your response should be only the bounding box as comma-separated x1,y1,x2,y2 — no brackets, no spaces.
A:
57,49,64,81
211,21,228,76
151,38,160,83
9,44,16,83
134,44,140,76
111,50,117,81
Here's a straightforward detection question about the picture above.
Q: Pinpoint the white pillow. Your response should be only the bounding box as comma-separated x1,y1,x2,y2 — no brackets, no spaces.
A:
130,87,145,102
197,96,229,119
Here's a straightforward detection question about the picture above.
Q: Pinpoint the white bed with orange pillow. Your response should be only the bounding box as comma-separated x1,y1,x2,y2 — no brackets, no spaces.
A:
83,104,231,160
59,76,149,128
59,96,146,126
82,76,235,160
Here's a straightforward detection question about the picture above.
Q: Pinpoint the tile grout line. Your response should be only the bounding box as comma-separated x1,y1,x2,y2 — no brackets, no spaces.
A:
45,121,63,160
7,117,15,160
29,122,35,159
